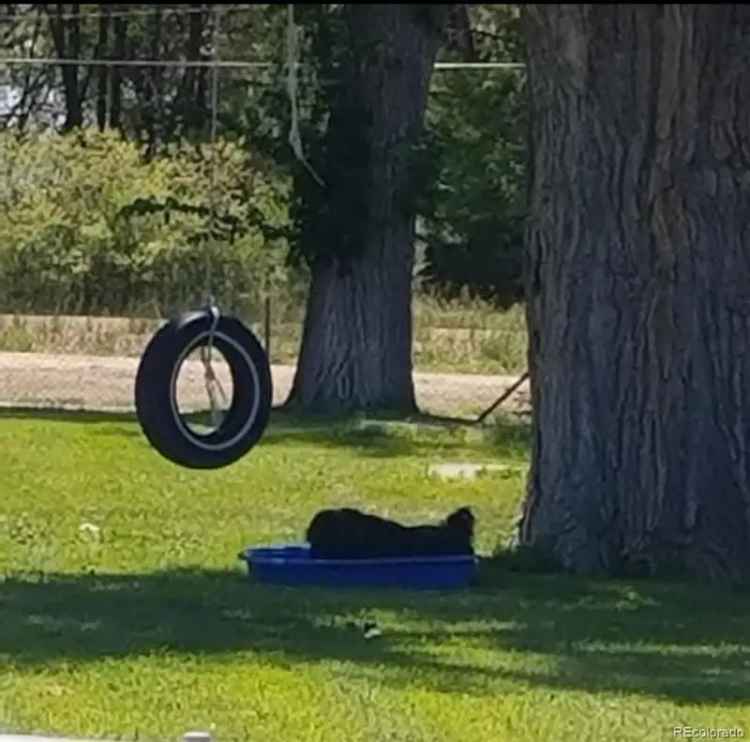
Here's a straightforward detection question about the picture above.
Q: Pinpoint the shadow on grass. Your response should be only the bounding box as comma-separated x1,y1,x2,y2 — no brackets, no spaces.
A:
0,407,145,439
262,409,531,461
0,406,532,460
1,561,748,704
0,406,138,425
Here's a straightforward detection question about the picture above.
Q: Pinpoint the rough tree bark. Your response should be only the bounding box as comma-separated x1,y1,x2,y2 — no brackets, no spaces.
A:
519,5,750,584
286,4,450,415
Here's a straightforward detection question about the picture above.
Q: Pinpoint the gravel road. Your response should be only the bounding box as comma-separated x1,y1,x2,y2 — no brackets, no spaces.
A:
0,351,530,418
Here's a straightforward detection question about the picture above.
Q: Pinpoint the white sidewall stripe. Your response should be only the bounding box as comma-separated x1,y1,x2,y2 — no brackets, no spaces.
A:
169,329,263,452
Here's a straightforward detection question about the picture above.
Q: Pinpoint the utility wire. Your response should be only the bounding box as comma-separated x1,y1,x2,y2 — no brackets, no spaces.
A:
0,57,525,70
0,57,274,69
0,5,255,24
0,5,525,70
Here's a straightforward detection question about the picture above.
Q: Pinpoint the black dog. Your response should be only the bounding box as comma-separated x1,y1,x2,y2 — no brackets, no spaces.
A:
306,507,475,559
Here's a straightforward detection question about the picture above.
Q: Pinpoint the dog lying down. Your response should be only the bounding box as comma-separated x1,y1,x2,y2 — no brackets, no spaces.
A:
306,506,475,560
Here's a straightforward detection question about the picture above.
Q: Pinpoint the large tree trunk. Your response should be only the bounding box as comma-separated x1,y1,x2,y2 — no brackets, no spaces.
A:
285,5,450,415
518,5,750,584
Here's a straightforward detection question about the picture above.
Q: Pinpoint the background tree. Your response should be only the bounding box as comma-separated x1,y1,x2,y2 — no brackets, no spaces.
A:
1,4,528,314
283,4,452,414
0,3,254,146
232,5,528,317
0,4,530,393
518,4,750,584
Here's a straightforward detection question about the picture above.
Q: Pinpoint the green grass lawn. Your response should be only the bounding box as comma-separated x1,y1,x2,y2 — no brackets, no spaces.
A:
0,409,748,742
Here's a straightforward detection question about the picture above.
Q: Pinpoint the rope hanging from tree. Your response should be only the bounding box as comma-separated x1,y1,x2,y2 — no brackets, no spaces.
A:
285,4,325,187
199,5,228,430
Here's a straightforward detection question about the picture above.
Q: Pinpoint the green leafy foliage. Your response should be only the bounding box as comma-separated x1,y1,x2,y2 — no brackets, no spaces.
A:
0,128,293,316
223,5,528,305
420,5,527,307
1,5,529,314
226,5,351,269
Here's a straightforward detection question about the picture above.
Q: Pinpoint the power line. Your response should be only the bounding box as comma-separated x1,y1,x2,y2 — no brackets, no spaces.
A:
435,62,525,70
0,7,526,70
0,5,525,72
0,57,525,70
0,5,255,24
0,57,275,70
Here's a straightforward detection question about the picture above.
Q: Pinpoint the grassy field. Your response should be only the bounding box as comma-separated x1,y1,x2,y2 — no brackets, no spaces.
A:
0,409,748,742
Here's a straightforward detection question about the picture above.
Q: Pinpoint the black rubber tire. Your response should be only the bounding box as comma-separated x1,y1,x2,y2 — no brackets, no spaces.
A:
134,310,272,470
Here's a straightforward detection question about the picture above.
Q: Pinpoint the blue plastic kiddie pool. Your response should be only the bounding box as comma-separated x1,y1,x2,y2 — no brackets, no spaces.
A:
239,545,478,589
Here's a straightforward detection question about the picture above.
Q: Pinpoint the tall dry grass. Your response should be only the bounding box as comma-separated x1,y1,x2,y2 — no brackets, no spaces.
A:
0,286,528,375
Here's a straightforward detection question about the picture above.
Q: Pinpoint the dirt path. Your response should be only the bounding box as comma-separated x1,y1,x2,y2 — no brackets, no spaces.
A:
0,351,530,418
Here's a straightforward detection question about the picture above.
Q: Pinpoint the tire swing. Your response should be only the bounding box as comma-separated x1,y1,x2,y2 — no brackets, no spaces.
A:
135,303,273,470
134,12,271,469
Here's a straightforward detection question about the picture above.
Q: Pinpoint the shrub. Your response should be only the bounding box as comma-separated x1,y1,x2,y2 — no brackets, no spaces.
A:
0,128,294,317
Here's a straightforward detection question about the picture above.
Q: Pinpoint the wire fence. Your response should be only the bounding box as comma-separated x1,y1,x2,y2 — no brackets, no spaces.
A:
0,4,530,420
